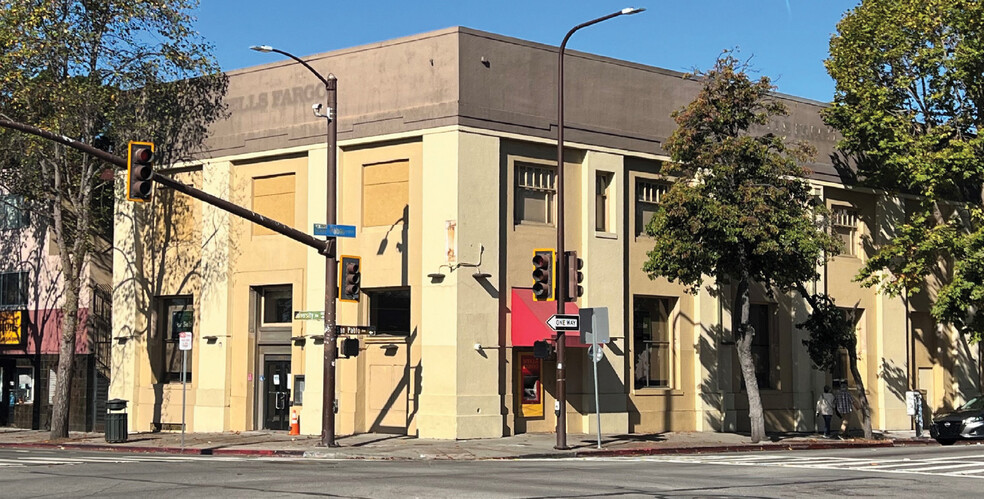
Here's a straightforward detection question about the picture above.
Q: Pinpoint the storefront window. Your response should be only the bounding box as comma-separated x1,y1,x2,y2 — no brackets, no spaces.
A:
14,367,33,405
633,296,675,389
157,295,194,383
367,288,410,335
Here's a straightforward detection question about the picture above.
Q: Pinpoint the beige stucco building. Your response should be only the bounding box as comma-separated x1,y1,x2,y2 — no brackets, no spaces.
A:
110,27,982,439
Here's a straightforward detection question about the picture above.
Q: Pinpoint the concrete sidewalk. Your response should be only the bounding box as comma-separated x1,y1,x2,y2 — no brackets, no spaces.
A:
0,427,937,460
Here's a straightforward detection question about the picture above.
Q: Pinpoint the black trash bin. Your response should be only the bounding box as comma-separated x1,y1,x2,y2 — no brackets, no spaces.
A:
105,399,128,443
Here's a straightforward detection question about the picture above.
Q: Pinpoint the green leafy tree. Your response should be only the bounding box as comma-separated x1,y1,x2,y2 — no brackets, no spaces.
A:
824,0,984,339
0,0,226,438
644,54,839,443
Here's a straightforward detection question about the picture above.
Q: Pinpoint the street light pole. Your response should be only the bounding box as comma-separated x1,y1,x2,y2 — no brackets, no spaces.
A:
251,45,340,447
554,7,644,451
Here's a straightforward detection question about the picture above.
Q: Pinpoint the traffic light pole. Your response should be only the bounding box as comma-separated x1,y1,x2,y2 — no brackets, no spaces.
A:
0,119,331,254
322,74,339,448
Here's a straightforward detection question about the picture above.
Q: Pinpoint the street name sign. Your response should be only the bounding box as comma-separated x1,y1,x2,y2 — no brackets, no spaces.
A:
546,314,579,331
294,311,324,321
314,223,356,238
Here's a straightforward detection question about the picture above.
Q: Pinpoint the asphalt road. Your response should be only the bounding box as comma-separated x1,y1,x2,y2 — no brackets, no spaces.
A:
1,445,982,498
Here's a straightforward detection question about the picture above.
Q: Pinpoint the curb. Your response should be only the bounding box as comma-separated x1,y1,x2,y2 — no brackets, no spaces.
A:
0,441,304,457
0,438,940,460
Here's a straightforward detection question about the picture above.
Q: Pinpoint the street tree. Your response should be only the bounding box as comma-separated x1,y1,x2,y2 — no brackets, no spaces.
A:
0,0,226,438
644,54,839,443
824,0,984,339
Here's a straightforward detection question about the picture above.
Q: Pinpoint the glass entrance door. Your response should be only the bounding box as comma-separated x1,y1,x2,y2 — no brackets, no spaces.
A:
263,358,291,430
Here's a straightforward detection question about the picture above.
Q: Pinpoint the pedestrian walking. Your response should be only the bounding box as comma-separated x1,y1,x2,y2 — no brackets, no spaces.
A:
835,381,856,438
815,385,835,438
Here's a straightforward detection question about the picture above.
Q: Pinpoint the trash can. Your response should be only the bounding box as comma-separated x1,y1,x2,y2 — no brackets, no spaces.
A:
105,399,128,443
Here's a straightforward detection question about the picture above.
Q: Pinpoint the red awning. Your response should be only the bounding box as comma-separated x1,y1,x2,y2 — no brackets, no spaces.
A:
510,288,589,348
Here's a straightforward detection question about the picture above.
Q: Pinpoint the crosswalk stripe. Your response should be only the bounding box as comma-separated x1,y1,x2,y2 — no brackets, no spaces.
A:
627,454,984,479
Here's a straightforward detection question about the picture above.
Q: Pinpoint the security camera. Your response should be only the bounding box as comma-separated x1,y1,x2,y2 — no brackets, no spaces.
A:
312,103,322,114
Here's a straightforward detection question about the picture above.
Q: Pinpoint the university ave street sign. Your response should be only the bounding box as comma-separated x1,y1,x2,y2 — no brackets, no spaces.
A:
546,314,579,331
294,311,324,321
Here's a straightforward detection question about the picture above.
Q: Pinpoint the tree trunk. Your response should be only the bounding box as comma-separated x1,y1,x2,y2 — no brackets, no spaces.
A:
734,277,767,443
49,276,79,439
847,342,873,439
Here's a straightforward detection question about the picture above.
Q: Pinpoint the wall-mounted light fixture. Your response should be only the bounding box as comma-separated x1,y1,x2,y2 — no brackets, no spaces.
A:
427,244,493,281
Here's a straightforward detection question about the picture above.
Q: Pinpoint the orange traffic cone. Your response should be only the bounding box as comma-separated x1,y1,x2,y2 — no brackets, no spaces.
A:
289,410,300,435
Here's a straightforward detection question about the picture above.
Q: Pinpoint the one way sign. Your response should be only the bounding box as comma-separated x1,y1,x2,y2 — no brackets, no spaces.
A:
546,314,579,331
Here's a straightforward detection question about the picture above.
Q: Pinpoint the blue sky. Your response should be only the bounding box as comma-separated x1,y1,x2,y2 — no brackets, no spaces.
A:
195,0,860,103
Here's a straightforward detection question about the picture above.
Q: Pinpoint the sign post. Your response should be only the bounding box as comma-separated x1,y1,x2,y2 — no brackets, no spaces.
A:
178,331,192,448
579,307,610,449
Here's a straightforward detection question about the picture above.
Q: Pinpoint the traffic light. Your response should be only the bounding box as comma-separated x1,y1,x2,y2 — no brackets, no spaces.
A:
339,255,361,302
341,338,360,358
126,141,155,202
533,340,551,359
565,251,584,302
531,249,555,301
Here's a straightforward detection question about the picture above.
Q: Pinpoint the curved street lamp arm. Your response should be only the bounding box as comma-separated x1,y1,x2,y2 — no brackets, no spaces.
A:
268,48,330,88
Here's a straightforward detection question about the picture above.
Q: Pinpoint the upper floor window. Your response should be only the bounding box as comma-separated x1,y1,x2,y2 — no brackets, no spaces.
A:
0,272,27,309
252,174,295,237
0,195,28,230
363,160,409,227
595,172,613,233
635,180,668,237
515,164,556,225
831,205,859,257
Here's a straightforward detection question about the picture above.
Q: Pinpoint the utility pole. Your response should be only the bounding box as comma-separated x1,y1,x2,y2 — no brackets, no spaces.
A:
250,45,341,447
555,7,645,451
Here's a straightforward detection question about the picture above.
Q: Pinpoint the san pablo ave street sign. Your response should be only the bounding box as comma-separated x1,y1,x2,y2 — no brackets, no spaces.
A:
546,314,579,331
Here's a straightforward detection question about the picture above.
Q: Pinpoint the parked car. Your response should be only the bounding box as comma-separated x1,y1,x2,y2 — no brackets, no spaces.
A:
930,396,984,445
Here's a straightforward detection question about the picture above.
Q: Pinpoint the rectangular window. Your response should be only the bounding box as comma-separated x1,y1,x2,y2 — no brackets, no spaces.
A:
831,307,863,388
0,194,28,230
14,366,33,405
635,180,668,236
749,304,773,389
363,160,409,227
515,164,556,225
260,286,293,326
159,296,194,383
595,172,612,232
831,206,858,256
0,272,27,309
252,174,295,236
367,288,411,336
633,296,675,389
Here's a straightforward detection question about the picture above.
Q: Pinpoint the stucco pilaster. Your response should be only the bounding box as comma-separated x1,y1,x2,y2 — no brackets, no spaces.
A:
193,160,232,431
874,193,908,429
416,130,503,439
110,171,140,426
576,150,628,434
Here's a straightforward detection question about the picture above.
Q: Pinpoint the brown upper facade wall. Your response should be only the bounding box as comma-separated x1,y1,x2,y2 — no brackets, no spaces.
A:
209,27,845,183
